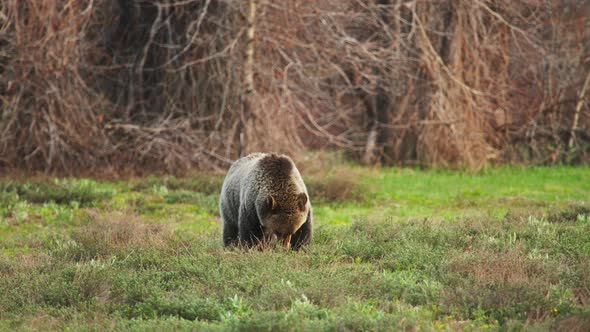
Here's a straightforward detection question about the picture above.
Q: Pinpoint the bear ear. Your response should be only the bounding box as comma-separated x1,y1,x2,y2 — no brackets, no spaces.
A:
297,193,307,211
267,195,278,211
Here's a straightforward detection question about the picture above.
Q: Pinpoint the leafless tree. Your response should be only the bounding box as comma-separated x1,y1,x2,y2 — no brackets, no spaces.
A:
0,0,588,174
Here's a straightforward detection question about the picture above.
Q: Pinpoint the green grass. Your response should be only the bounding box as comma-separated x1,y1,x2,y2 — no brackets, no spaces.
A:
1,166,589,331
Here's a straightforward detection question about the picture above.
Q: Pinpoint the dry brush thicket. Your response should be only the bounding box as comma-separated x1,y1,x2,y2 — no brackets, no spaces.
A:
0,0,589,174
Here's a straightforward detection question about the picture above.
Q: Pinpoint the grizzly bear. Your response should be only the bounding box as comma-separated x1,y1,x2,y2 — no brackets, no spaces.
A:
219,153,313,249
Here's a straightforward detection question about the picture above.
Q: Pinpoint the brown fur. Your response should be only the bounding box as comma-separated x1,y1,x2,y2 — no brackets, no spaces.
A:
257,154,299,207
220,153,313,249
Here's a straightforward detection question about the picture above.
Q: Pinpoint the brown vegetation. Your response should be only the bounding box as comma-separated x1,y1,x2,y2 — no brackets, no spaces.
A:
0,0,589,174
71,209,173,257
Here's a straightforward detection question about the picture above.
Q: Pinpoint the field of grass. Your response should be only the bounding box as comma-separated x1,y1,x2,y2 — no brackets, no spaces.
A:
1,165,589,331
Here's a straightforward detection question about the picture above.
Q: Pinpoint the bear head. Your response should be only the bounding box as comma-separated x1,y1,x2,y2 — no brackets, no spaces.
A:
260,192,309,248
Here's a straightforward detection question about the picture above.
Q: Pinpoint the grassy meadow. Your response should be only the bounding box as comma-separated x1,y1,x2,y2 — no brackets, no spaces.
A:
1,163,589,331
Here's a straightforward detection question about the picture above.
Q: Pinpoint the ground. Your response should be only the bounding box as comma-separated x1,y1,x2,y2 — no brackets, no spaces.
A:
1,163,589,331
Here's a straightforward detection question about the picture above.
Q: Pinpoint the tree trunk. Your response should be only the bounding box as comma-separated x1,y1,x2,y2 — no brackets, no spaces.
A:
239,0,257,157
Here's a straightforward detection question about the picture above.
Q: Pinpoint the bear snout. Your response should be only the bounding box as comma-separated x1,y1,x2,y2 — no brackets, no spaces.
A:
272,222,299,239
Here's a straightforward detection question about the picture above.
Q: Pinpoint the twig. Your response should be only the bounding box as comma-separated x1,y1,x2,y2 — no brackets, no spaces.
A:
568,71,590,150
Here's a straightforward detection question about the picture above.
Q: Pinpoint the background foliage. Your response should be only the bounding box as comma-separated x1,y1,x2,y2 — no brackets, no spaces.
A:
0,0,589,174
